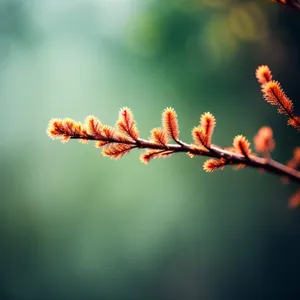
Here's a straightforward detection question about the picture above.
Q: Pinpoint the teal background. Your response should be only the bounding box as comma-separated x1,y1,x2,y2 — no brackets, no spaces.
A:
1,1,300,299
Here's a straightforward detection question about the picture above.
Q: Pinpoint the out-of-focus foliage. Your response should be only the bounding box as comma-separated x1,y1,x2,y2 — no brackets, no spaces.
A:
1,0,300,299
126,0,270,65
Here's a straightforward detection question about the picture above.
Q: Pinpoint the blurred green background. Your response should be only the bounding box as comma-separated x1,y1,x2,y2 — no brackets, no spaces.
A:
1,0,300,299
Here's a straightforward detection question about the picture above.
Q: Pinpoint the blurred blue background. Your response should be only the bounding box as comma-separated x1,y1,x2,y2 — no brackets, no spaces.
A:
1,0,300,299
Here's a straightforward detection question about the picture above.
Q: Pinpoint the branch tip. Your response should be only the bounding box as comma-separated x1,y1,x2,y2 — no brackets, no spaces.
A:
162,107,179,141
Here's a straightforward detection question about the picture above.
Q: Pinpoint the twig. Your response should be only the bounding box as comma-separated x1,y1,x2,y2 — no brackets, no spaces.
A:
69,135,300,184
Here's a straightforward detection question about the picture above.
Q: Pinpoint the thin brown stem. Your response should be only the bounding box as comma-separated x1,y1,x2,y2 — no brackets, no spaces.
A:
70,135,300,184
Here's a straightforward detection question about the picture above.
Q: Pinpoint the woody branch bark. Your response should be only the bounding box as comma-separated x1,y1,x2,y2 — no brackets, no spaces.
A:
70,135,300,184
85,138,298,182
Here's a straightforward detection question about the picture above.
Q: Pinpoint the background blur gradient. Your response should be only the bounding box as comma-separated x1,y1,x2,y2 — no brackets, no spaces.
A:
1,0,300,299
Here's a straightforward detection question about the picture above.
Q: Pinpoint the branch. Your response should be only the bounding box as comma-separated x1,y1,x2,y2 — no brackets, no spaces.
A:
47,108,300,185
47,65,300,207
256,65,300,131
72,135,300,184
